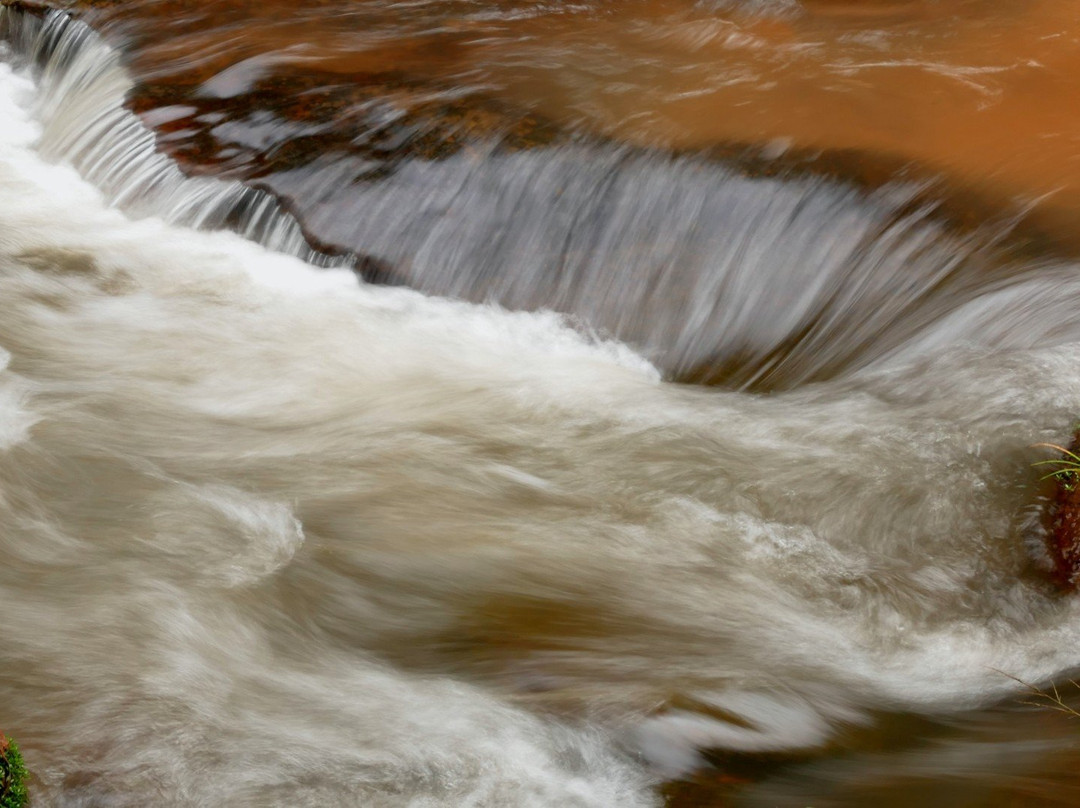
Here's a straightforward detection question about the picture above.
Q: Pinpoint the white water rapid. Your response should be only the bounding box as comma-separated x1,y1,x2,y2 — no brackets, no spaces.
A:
3,6,1080,808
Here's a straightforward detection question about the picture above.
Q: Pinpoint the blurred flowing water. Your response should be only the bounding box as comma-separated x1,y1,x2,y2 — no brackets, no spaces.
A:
3,3,1080,807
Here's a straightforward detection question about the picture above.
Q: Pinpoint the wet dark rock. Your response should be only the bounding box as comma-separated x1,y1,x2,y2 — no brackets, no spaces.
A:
127,67,567,183
661,771,740,807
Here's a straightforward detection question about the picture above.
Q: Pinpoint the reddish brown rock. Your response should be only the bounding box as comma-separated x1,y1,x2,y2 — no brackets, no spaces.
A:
1041,431,1080,589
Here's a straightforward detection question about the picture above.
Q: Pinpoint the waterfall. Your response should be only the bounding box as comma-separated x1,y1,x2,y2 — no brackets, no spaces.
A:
0,5,351,268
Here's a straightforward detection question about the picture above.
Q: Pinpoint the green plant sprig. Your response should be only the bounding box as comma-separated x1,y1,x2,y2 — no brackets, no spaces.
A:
1031,442,1080,490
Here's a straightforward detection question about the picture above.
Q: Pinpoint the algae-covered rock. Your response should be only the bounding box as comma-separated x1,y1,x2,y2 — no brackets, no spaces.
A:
0,735,28,808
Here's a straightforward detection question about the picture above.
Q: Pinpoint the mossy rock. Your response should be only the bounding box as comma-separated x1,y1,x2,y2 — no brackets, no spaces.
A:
0,735,29,808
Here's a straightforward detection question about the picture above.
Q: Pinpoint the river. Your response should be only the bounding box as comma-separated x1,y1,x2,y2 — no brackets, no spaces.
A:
1,2,1080,806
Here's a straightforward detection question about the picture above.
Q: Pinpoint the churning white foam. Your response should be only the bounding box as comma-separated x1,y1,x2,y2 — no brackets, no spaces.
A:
0,49,662,808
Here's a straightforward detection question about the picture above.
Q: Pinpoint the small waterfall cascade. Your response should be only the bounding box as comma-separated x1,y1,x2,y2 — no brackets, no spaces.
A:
0,5,350,268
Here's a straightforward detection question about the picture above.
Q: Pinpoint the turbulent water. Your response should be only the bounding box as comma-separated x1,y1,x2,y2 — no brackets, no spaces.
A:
4,5,1080,808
